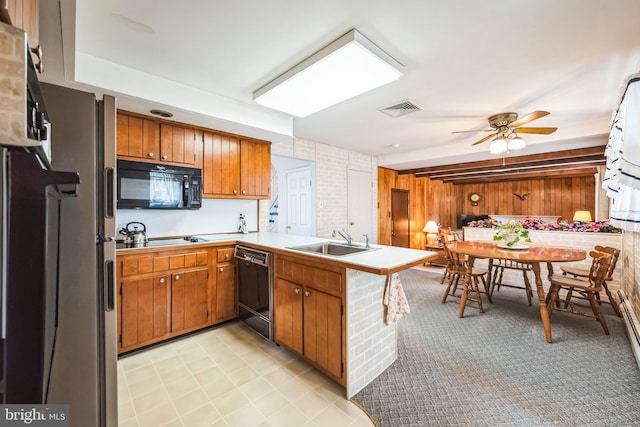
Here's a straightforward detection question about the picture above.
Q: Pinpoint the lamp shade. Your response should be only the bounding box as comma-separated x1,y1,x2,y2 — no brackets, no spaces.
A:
253,29,403,117
423,221,439,233
573,210,592,222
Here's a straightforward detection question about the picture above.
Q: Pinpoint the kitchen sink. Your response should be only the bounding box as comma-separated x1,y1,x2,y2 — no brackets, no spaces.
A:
287,242,376,256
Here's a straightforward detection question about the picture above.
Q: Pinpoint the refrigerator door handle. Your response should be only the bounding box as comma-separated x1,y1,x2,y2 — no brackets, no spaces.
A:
104,167,114,219
104,259,115,312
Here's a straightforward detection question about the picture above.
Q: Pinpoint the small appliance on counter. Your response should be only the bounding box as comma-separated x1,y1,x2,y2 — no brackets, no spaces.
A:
119,221,149,247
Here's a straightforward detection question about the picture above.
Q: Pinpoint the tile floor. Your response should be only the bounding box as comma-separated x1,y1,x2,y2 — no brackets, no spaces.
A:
117,321,375,427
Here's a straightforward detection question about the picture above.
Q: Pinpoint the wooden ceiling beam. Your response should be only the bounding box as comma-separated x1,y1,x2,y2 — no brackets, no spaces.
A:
424,159,605,180
400,145,605,176
396,145,606,184
438,166,600,184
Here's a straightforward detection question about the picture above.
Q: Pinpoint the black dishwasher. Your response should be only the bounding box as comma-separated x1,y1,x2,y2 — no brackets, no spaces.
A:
234,245,273,340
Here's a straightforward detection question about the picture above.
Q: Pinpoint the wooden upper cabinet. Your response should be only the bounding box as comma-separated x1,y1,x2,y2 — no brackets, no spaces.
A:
240,139,271,198
203,132,271,199
6,0,39,58
203,132,241,197
117,112,203,168
159,124,198,165
117,113,159,160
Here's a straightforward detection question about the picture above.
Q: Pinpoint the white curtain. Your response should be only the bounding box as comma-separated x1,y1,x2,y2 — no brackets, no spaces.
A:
604,76,640,231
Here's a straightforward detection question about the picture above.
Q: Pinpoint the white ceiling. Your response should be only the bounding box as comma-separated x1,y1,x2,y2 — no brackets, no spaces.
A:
43,0,640,170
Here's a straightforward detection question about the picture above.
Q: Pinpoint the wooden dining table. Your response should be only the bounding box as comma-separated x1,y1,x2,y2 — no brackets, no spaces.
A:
448,241,587,343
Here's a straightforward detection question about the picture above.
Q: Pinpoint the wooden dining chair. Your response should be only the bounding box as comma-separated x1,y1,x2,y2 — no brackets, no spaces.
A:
440,240,492,312
547,250,612,334
438,227,459,284
559,245,621,317
490,260,534,306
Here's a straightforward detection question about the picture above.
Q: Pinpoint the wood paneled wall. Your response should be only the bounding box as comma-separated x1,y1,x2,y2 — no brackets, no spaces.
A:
378,168,454,249
378,167,596,250
454,177,596,223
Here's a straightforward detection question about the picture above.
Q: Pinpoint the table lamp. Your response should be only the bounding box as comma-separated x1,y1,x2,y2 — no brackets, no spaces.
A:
573,210,592,222
423,221,439,246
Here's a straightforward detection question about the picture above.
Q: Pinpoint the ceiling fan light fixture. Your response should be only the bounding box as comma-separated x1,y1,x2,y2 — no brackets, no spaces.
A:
489,137,508,154
507,136,526,150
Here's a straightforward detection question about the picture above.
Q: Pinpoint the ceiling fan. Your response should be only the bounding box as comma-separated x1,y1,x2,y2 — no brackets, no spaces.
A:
452,110,557,153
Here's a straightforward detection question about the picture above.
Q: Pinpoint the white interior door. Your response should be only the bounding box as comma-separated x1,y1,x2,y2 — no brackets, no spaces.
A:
348,169,373,244
286,166,314,236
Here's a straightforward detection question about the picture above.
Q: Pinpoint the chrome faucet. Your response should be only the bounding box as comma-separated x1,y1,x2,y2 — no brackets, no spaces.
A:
363,234,370,248
332,229,353,245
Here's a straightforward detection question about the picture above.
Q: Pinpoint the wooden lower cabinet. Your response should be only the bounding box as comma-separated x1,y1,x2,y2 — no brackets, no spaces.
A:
120,275,170,350
171,268,209,333
303,285,343,380
215,259,236,321
274,278,303,354
273,255,345,385
117,245,237,353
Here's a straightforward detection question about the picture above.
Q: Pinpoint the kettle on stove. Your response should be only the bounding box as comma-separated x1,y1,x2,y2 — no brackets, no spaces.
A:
119,222,149,247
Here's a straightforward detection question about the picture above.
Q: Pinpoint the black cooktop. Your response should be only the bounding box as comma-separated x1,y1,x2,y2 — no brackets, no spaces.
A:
116,237,208,249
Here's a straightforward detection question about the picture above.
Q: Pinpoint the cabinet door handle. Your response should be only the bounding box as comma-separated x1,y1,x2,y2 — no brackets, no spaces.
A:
304,290,310,297
175,275,180,280
294,288,301,294
233,189,238,194
242,190,246,195
225,253,229,259
219,267,224,272
159,278,166,284
147,152,155,157
162,155,168,160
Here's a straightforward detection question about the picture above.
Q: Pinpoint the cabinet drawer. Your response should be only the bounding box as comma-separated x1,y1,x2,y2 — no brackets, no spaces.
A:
275,258,342,295
121,256,154,276
217,248,235,263
120,250,208,277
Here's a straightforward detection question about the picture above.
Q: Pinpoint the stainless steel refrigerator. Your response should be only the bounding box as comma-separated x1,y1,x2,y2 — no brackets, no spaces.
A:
0,19,117,426
41,83,118,427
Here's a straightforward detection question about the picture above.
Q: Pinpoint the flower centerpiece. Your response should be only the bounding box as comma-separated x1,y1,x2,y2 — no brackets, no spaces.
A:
493,220,532,247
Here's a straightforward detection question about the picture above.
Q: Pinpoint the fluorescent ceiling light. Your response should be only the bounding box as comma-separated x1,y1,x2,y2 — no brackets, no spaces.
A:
253,29,403,117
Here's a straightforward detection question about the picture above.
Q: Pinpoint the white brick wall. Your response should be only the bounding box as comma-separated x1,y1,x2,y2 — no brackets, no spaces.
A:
621,231,640,316
262,138,379,242
463,228,623,293
346,269,396,398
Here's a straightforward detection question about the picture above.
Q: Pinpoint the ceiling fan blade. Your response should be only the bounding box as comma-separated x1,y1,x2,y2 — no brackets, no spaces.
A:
471,133,497,146
515,127,558,134
452,129,493,134
509,110,550,127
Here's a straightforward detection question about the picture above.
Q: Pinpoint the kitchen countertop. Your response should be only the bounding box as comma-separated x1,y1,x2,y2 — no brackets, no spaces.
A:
117,232,435,275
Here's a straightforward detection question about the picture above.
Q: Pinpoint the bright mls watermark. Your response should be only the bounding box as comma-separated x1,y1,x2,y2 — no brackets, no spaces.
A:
0,405,69,426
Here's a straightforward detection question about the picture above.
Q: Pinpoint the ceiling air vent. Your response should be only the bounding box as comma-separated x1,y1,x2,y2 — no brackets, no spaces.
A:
379,100,423,118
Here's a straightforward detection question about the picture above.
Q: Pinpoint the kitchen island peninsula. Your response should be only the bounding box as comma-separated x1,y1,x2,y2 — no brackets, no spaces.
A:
116,232,435,398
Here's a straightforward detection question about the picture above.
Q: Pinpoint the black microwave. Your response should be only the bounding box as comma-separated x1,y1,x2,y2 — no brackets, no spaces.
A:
117,160,202,209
